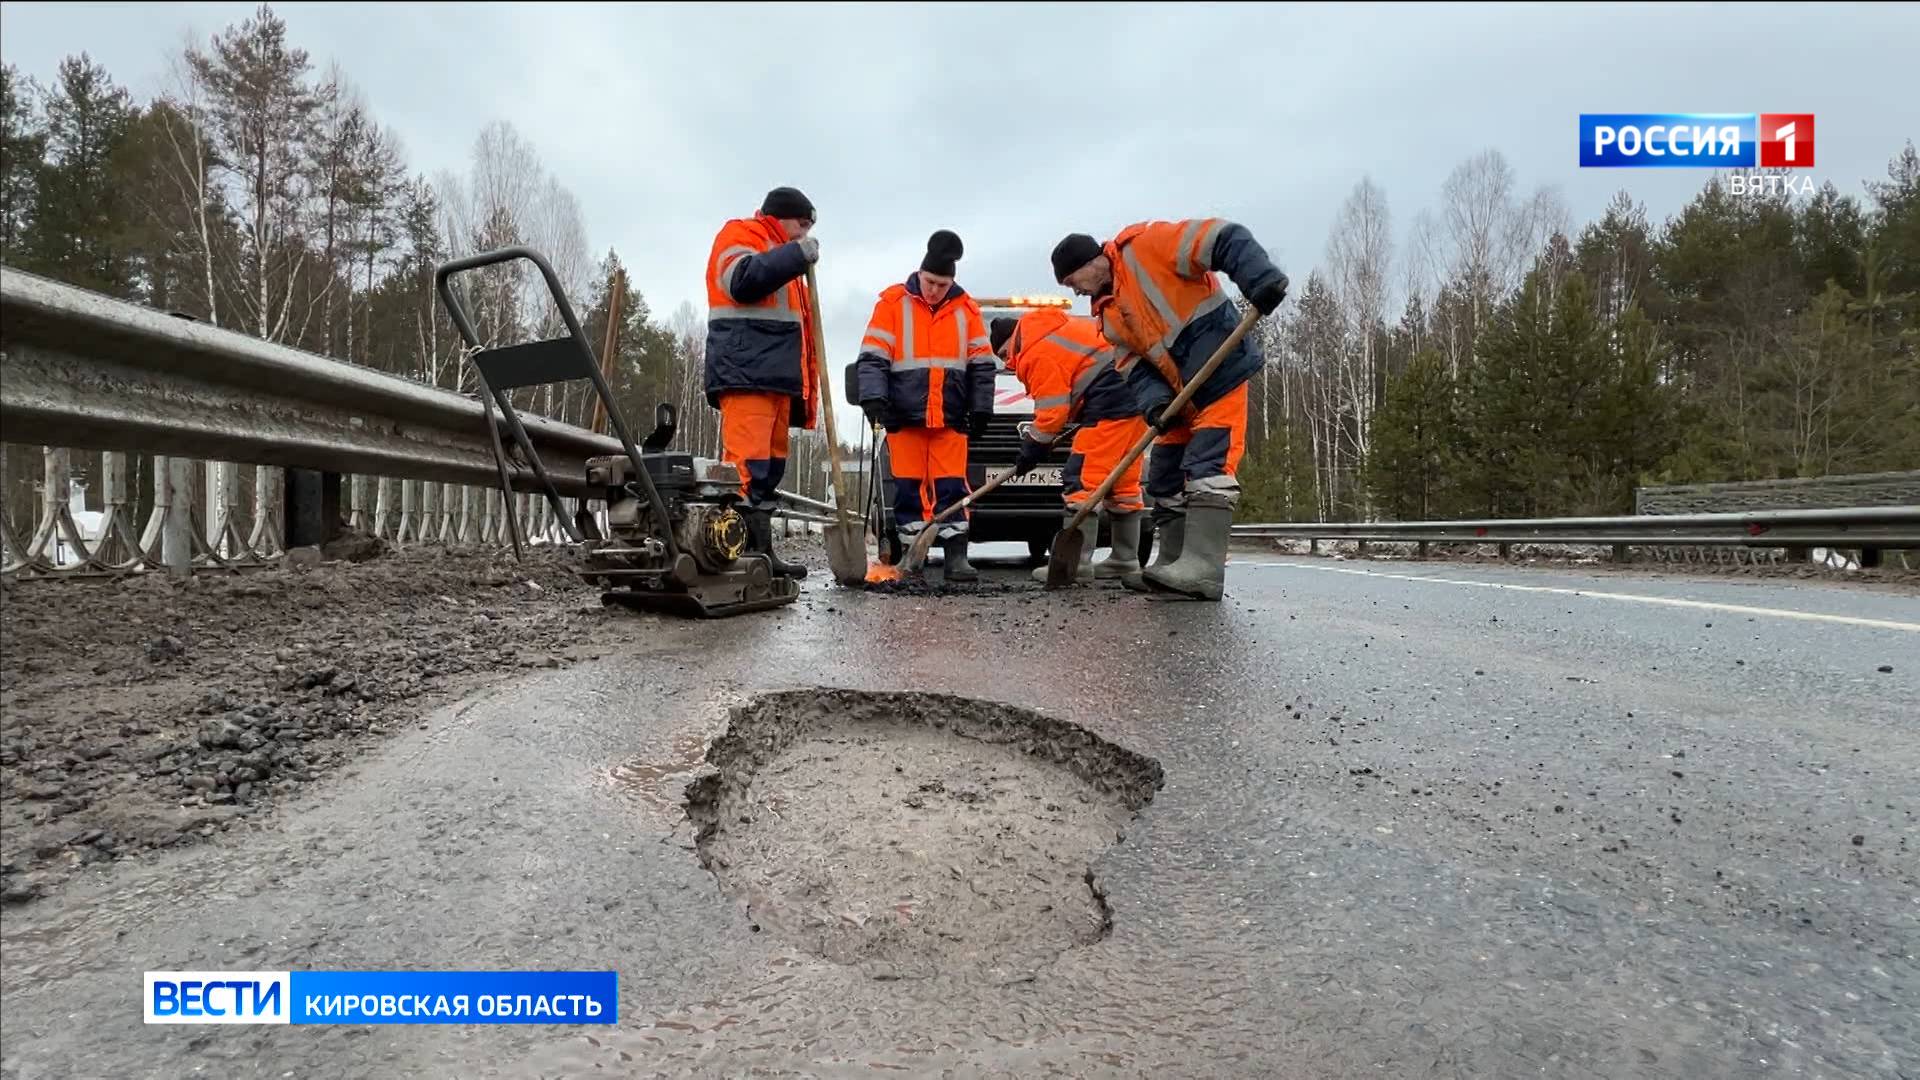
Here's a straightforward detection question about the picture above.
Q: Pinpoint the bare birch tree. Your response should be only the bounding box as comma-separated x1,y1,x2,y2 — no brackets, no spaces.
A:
187,4,324,343
148,40,224,326
1326,176,1393,506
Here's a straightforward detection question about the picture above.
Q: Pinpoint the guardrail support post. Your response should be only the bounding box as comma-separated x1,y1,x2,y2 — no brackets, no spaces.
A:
162,457,193,577
398,480,417,548
1356,540,1369,557
205,461,245,560
1860,546,1883,569
284,469,342,548
1309,538,1319,556
1417,540,1430,560
1611,543,1632,563
1785,545,1810,563
373,477,393,539
248,466,284,558
32,446,83,567
95,451,143,565
1497,543,1511,560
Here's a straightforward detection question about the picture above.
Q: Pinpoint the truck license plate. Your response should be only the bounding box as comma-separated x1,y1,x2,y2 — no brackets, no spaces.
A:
991,466,1062,487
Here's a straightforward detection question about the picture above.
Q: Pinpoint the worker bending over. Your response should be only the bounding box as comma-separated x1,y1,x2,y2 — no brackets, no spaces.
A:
1049,219,1288,601
702,185,821,580
989,311,1149,588
854,231,996,582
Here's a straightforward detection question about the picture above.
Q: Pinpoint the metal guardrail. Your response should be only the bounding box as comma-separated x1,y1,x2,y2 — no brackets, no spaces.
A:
1232,508,1920,568
773,490,839,527
1,267,622,498
777,490,835,515
0,269,838,575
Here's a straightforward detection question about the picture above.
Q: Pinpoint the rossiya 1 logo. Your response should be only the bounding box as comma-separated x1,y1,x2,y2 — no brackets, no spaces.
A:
1579,113,1817,195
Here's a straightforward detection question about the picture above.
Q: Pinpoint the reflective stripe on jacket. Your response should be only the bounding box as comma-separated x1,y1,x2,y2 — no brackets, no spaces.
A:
703,212,818,428
1004,309,1135,440
853,273,994,431
1091,218,1285,417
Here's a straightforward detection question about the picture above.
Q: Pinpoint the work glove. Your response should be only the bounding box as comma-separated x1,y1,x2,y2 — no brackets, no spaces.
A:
796,235,820,264
861,399,889,428
1143,403,1173,434
1012,435,1051,474
1250,274,1290,316
968,411,993,439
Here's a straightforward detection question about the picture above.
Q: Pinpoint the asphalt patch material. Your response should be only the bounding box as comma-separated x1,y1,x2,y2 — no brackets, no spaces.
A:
860,578,1027,598
685,689,1163,982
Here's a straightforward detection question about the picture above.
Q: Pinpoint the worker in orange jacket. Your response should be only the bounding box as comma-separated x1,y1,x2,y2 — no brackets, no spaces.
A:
853,230,996,582
703,186,821,580
988,311,1149,588
1050,219,1289,601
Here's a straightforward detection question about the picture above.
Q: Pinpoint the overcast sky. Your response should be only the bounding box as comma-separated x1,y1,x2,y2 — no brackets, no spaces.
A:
4,1,1916,439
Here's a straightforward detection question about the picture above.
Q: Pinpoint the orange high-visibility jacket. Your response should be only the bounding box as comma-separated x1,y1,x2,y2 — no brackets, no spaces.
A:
1091,218,1285,418
853,275,995,431
703,212,819,429
1004,309,1136,441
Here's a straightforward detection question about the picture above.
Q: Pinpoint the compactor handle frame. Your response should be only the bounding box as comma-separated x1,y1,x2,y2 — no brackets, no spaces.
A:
433,246,679,562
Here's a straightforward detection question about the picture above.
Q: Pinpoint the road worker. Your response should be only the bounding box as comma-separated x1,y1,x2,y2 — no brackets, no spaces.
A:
989,312,1149,588
854,230,996,582
1049,219,1289,601
703,185,821,580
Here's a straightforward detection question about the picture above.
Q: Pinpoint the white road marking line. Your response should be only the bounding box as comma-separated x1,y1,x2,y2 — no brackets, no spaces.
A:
1237,559,1920,633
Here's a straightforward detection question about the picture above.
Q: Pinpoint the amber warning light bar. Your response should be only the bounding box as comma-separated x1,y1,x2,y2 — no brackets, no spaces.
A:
973,296,1073,308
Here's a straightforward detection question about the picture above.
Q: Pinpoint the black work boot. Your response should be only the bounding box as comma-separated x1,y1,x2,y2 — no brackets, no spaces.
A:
1142,500,1231,600
942,534,978,583
745,509,808,580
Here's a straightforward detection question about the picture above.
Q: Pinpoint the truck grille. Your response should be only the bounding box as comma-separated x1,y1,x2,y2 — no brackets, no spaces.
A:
966,415,1070,516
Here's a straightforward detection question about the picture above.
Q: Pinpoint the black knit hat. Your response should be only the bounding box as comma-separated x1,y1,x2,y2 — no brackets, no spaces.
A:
989,317,1018,355
1051,233,1102,283
760,186,815,222
921,230,964,277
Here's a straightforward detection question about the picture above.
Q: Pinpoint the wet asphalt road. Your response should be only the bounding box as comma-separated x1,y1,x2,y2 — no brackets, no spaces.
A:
2,548,1916,1079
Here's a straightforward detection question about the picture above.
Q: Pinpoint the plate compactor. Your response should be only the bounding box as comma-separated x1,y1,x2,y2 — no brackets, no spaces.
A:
435,246,799,619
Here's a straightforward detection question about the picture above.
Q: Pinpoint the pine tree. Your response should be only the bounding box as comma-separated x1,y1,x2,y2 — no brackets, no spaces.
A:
1795,182,1867,296
188,2,324,340
1865,141,1920,328
26,54,136,294
1384,294,1426,378
111,97,237,319
0,63,46,262
1576,192,1657,330
1364,349,1457,519
1457,263,1610,516
1571,303,1681,512
1237,420,1320,524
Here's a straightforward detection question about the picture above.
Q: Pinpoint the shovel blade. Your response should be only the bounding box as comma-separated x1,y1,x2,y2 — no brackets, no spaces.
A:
899,528,939,575
825,524,868,586
1044,526,1087,589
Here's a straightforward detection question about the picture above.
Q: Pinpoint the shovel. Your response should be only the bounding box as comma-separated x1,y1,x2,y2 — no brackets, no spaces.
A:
898,422,1079,575
1045,305,1262,589
897,460,1032,576
803,265,869,586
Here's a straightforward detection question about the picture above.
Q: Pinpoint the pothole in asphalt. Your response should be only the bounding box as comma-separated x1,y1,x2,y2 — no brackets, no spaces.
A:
684,688,1164,982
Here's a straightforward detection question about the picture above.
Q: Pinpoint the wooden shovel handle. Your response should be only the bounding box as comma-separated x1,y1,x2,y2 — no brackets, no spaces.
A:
803,265,857,529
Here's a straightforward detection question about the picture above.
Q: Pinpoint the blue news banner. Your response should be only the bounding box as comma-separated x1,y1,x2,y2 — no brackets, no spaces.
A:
145,970,617,1025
